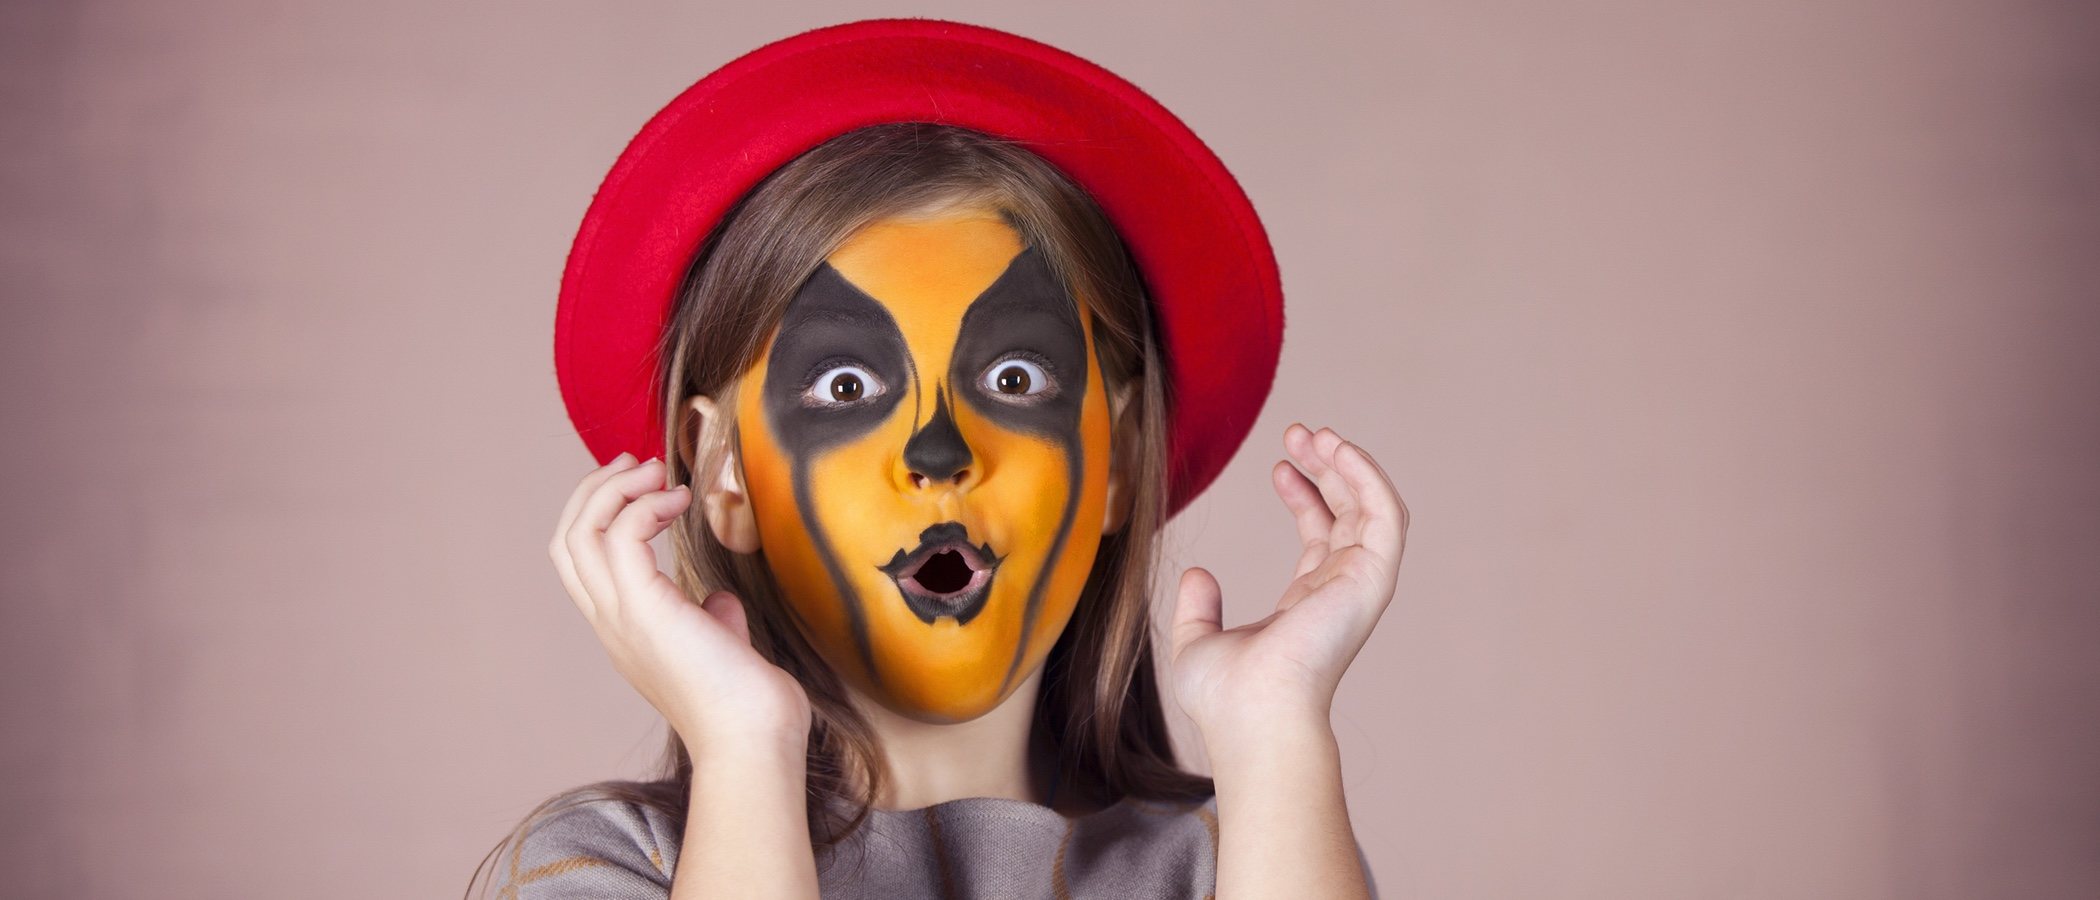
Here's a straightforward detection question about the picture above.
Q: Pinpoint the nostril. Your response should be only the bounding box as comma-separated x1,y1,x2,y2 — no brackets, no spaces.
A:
910,472,927,489
953,468,969,484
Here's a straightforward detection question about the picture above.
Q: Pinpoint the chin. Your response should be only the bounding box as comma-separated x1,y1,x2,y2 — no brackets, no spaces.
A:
869,672,1028,724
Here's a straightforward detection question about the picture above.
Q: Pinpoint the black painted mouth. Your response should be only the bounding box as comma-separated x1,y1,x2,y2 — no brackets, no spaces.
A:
877,522,1003,625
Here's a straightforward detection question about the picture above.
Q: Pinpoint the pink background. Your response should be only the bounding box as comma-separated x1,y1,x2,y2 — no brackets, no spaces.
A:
5,1,2097,897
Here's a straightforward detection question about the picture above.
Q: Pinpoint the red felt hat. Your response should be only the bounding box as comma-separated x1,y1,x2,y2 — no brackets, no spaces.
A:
556,17,1283,517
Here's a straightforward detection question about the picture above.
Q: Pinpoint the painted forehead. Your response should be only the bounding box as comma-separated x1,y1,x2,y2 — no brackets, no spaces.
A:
825,213,1031,316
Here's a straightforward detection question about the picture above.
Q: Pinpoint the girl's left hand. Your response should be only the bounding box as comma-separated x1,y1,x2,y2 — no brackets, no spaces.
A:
1169,424,1410,740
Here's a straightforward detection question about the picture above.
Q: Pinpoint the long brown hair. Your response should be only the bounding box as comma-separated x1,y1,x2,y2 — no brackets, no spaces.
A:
469,122,1209,896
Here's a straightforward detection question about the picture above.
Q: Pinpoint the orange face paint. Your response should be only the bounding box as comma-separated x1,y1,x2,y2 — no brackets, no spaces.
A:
734,209,1112,722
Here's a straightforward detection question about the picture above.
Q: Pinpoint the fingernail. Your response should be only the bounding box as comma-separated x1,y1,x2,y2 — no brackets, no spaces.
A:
613,451,634,465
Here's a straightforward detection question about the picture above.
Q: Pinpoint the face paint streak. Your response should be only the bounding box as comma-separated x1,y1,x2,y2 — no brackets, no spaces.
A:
907,341,922,448
729,420,842,666
789,452,885,693
995,324,1120,692
998,443,1083,696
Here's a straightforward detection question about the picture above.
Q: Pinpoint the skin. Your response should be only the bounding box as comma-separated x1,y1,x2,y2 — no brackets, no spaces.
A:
548,207,1410,899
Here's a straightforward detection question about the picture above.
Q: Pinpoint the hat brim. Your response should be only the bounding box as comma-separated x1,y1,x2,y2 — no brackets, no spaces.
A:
556,17,1283,517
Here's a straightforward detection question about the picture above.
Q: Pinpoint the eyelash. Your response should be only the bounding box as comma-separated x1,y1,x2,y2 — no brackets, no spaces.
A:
800,357,885,407
799,357,859,391
980,351,1060,401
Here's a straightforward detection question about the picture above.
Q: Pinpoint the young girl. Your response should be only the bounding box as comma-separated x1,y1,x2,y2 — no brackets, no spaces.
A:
473,20,1406,900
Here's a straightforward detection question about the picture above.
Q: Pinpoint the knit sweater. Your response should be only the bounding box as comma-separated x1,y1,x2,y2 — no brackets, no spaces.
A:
492,791,1379,899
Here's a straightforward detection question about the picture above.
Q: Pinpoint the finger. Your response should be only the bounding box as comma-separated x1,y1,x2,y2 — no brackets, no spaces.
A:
565,458,675,617
549,453,640,616
1271,458,1335,541
552,452,639,547
1347,439,1412,533
1169,567,1224,660
700,589,751,645
1289,427,1359,538
603,485,694,618
1272,460,1335,576
1282,423,1319,473
1283,425,1343,480
1336,442,1407,560
1308,426,1347,484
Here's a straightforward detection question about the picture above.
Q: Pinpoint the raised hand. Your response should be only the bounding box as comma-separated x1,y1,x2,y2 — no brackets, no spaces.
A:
1168,424,1410,740
549,453,811,754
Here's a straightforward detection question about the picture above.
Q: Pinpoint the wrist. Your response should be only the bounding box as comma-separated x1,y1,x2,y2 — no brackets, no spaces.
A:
682,725,808,769
676,728,819,899
687,737,809,821
1199,707,1337,773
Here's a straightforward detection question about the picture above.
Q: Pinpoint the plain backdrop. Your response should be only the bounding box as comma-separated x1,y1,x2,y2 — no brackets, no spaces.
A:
4,1,2097,897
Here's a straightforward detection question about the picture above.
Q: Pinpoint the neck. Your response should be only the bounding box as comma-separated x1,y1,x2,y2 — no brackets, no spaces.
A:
849,668,1059,811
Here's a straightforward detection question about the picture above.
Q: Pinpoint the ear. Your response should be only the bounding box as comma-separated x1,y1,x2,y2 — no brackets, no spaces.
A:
1101,381,1139,536
684,394,761,554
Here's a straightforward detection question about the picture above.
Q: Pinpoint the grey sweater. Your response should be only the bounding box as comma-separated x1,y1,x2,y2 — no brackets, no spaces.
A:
493,792,1379,899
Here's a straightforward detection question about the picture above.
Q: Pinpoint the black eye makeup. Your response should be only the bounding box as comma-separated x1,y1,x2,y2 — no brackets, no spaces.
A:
948,245,1088,440
762,262,912,453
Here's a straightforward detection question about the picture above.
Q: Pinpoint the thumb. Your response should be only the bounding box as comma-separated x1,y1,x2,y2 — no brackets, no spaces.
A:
1170,567,1223,660
699,590,752,645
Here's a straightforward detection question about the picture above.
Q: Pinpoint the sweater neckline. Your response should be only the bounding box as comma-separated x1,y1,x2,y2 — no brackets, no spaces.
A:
863,792,1133,824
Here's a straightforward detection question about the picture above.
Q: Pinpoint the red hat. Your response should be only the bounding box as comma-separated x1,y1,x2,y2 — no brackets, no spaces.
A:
556,17,1283,517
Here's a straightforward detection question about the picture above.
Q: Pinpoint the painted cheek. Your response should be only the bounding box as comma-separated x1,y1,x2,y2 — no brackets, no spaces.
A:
734,357,872,687
803,411,918,559
1014,361,1115,685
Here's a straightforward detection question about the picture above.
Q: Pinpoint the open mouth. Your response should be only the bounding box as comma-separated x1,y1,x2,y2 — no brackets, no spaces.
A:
876,522,1002,625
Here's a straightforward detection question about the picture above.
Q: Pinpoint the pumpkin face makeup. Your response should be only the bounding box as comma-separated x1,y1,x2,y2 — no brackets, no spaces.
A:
732,210,1113,723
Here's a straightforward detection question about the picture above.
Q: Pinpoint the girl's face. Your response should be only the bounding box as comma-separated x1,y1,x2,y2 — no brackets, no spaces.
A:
733,209,1114,723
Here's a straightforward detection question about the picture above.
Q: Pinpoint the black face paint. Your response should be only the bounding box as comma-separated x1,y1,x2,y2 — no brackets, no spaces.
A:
946,244,1090,695
761,262,913,686
760,244,1090,699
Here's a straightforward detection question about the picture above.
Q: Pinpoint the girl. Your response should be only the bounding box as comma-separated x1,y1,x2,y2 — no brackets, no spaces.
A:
473,20,1407,900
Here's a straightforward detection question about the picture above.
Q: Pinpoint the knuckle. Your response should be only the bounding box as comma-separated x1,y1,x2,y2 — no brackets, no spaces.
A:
607,501,648,532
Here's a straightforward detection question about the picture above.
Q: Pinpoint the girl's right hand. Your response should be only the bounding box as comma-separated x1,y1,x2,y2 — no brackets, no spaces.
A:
549,453,811,755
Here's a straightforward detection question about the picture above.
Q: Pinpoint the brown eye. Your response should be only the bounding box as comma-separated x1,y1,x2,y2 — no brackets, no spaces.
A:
831,372,863,401
804,365,883,407
979,357,1051,401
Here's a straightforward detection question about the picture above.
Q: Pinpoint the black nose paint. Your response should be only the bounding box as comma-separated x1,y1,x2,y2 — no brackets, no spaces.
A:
903,387,971,483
